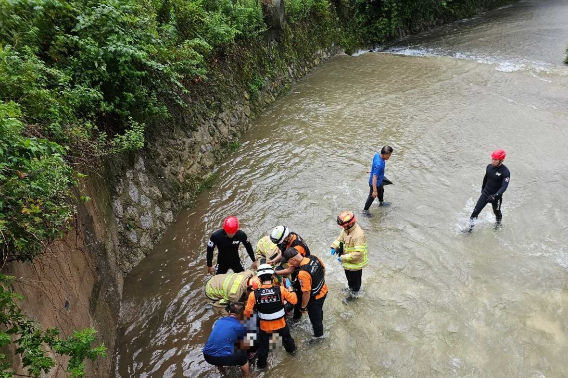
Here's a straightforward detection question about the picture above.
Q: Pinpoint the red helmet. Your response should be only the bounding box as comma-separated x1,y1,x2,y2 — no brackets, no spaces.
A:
223,216,239,234
247,276,260,291
491,149,506,160
337,210,356,229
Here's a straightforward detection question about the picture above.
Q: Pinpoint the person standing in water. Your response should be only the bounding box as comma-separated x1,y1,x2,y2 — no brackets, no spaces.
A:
206,216,257,275
469,149,510,230
330,211,368,296
244,264,297,369
363,145,393,214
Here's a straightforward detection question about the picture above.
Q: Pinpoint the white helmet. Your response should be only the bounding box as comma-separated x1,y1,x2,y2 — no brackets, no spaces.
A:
257,264,275,278
270,225,289,245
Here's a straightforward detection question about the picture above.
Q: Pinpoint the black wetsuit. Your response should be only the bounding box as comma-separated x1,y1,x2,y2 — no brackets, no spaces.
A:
206,229,255,274
470,163,510,221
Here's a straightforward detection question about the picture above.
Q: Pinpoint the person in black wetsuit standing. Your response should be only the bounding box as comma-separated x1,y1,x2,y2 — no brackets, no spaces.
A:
469,149,510,230
206,216,257,275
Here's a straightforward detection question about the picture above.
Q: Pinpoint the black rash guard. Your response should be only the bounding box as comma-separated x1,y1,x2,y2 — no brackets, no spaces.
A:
482,163,510,197
206,229,255,267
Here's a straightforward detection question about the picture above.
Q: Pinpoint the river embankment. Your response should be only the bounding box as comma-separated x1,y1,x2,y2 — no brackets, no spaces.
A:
115,0,568,376
1,0,519,376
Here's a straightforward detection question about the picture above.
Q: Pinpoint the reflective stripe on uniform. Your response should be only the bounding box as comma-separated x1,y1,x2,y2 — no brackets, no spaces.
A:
230,274,245,294
222,273,234,296
258,308,286,320
206,274,235,301
205,280,226,300
332,224,368,271
342,244,368,270
311,278,324,295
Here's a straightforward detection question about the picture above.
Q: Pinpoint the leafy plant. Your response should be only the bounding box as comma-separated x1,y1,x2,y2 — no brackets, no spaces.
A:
247,73,264,101
0,274,105,378
0,102,76,263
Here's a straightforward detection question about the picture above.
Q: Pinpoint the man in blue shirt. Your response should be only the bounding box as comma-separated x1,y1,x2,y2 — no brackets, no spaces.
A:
203,302,250,376
363,145,393,213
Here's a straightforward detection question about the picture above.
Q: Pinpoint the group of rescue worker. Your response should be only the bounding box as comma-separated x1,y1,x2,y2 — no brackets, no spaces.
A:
201,146,510,375
202,210,367,375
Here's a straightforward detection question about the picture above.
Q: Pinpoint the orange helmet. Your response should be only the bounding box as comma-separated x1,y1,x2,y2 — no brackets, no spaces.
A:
247,276,261,291
337,210,356,229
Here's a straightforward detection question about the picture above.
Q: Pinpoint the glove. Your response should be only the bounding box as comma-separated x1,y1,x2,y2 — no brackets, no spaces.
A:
488,194,498,201
336,257,342,263
330,248,336,255
284,302,294,314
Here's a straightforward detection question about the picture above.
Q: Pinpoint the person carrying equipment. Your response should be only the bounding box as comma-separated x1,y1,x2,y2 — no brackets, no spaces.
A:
202,302,251,377
283,248,328,338
330,211,368,295
244,264,297,369
468,149,511,231
268,226,310,276
364,145,394,213
205,270,261,306
206,216,257,275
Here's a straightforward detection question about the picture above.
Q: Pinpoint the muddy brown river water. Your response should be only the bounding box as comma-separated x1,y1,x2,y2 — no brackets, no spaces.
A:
114,1,568,377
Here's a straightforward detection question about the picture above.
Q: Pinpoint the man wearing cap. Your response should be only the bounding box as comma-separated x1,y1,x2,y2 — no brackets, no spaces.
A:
469,149,510,230
206,216,257,275
283,248,328,337
245,264,297,369
205,270,260,306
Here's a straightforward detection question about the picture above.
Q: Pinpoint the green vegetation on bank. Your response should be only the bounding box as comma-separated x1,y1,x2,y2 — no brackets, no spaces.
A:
0,0,513,376
0,275,105,378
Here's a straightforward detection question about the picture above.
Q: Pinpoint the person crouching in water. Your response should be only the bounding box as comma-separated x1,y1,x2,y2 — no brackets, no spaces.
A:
205,270,260,307
202,302,251,377
331,210,368,296
245,264,297,369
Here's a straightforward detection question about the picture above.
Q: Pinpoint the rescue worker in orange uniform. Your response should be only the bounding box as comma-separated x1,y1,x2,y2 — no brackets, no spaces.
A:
283,248,328,338
244,264,297,369
268,225,310,277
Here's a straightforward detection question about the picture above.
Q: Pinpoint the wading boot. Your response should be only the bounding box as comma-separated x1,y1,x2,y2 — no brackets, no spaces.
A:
495,215,502,229
462,218,475,233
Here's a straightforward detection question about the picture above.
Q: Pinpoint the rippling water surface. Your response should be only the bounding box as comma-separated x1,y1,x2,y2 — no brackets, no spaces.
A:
115,1,568,377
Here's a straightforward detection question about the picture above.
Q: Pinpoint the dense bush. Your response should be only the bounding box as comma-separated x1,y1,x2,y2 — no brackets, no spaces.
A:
0,0,514,376
286,0,333,23
0,1,269,375
349,0,514,43
0,102,75,263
